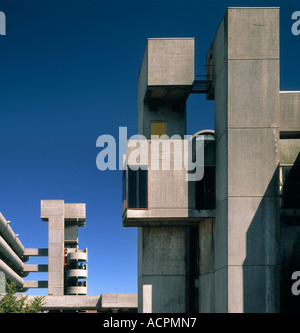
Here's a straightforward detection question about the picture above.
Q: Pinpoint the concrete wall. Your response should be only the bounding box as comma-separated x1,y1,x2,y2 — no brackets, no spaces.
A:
280,92,300,134
137,38,194,139
138,226,186,313
211,8,280,312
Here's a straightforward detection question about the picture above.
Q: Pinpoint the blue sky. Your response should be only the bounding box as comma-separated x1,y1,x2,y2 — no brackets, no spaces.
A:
0,0,299,296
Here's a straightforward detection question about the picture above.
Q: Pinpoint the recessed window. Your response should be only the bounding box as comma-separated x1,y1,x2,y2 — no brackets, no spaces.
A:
128,167,148,209
195,166,215,210
281,165,300,209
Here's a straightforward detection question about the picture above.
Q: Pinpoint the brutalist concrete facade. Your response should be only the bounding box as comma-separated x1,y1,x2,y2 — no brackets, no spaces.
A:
122,7,300,313
0,201,138,312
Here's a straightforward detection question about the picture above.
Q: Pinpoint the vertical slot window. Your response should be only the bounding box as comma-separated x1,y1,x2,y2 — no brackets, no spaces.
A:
195,166,215,210
128,167,148,209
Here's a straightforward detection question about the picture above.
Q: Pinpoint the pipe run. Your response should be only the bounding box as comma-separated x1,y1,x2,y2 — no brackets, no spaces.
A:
0,212,25,258
0,235,25,273
0,259,24,288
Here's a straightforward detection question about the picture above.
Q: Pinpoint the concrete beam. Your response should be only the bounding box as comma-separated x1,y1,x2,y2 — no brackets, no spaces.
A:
24,248,48,257
100,293,138,310
18,294,138,311
23,264,48,272
23,280,48,288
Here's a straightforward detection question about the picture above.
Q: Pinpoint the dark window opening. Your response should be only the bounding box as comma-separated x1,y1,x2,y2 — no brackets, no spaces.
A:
128,167,148,209
122,169,126,203
281,165,300,209
148,102,159,112
195,166,215,210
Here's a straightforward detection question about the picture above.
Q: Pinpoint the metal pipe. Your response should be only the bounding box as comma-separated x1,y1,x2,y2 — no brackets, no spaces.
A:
0,259,24,288
0,212,25,258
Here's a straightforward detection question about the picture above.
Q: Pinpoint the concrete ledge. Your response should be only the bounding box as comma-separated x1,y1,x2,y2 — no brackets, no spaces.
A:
123,211,215,227
100,293,138,310
19,294,138,311
23,264,48,272
23,281,48,288
24,248,48,256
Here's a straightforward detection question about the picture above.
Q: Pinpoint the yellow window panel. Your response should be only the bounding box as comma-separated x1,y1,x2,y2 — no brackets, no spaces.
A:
151,121,166,137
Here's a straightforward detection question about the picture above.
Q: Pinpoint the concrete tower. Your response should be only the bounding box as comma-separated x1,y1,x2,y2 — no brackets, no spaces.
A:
123,7,300,313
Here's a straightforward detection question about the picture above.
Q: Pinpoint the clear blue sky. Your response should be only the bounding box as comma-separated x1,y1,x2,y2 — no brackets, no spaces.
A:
0,0,299,296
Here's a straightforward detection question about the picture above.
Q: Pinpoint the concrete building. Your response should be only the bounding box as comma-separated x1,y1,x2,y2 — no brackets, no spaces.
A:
122,7,300,313
0,200,137,312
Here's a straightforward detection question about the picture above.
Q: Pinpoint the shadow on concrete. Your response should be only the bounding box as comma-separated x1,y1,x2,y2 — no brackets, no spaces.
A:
243,152,300,312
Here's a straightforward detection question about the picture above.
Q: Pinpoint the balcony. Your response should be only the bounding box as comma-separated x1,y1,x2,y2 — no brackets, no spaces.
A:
122,131,216,227
67,248,88,262
67,281,87,295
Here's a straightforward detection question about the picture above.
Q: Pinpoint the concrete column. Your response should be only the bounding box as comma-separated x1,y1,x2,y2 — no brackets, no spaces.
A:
41,200,65,296
138,227,186,313
211,8,280,312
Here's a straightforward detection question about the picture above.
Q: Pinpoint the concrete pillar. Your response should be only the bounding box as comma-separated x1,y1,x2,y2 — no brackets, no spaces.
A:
210,8,280,312
41,200,65,296
136,38,194,313
138,227,186,313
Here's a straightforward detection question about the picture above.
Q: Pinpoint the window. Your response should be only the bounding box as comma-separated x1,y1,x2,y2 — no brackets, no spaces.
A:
280,165,300,209
122,169,127,207
128,167,148,209
150,121,166,137
195,166,215,210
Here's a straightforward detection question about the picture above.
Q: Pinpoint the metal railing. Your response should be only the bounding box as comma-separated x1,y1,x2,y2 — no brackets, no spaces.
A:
191,65,213,94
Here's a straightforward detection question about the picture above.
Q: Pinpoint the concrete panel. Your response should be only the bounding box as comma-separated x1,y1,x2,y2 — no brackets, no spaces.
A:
227,8,279,60
199,218,214,275
141,103,186,139
215,131,228,206
214,266,228,313
227,265,243,313
228,264,279,312
64,203,86,220
210,13,228,82
140,227,186,276
280,139,300,164
228,60,279,128
41,200,64,218
214,66,228,139
242,265,279,313
214,199,228,272
228,128,279,197
280,92,300,133
228,196,279,266
147,38,194,86
22,295,102,311
100,293,137,310
139,276,186,313
199,273,215,313
142,285,152,313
